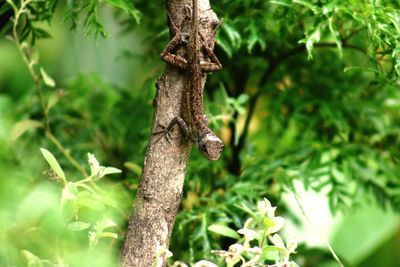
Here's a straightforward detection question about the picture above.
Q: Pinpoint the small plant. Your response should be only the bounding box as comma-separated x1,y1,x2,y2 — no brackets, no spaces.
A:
165,198,298,267
36,148,126,266
41,147,122,221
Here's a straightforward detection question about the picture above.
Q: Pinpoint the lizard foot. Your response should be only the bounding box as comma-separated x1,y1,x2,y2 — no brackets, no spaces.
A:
152,123,173,144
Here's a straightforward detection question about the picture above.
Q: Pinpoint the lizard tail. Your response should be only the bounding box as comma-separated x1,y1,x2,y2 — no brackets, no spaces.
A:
192,0,199,39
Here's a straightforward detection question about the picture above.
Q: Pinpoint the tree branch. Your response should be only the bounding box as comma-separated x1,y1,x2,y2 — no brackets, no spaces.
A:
120,1,220,266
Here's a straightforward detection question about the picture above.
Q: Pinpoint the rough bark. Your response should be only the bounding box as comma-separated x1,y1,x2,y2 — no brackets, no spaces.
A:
120,1,220,266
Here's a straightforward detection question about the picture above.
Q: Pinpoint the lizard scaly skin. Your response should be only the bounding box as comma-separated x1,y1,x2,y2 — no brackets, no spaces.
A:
156,0,223,160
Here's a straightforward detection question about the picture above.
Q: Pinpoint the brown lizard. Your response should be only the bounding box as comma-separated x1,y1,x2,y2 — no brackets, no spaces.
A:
155,0,223,161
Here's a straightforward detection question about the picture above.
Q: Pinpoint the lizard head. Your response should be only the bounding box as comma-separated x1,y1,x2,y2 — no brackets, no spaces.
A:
198,133,224,161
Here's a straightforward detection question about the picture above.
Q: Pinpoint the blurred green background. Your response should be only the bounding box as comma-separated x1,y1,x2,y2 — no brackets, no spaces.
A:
1,0,400,266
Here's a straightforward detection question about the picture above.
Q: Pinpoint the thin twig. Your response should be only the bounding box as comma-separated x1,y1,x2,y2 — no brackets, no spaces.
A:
45,131,88,177
293,191,345,267
8,0,88,177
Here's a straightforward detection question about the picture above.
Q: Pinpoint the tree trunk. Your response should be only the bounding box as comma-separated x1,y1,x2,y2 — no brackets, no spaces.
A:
120,1,220,266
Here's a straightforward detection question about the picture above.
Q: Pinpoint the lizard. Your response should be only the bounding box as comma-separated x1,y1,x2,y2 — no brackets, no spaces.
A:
154,0,223,161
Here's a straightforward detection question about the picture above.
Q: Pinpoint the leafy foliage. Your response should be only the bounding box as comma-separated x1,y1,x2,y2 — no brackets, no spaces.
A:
167,199,298,267
1,0,400,266
1,0,141,40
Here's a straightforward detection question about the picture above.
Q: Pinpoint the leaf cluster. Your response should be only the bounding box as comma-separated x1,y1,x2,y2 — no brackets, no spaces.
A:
2,0,400,266
1,0,141,41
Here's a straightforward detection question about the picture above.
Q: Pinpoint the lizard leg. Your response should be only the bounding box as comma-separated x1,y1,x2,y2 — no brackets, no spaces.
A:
174,117,190,138
152,117,189,144
199,31,222,73
153,123,174,143
207,19,222,47
160,14,188,69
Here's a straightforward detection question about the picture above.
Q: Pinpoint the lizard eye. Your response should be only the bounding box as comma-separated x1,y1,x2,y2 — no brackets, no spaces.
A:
200,143,208,152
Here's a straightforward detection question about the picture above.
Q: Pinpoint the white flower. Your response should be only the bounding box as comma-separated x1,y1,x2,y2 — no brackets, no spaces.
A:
257,199,286,235
192,260,218,267
270,234,298,263
213,244,245,265
270,233,285,248
88,153,100,177
268,215,285,234
246,246,262,254
87,153,121,178
165,250,173,258
237,228,258,242
237,218,259,242
228,243,243,253
257,198,276,217
286,237,298,254
153,244,173,267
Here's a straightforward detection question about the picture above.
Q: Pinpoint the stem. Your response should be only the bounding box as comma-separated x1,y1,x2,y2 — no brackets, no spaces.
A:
293,192,344,267
46,131,88,177
10,0,48,128
8,0,87,177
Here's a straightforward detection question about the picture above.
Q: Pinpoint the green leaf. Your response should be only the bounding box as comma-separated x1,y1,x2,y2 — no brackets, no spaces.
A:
246,22,266,53
94,217,117,231
89,217,118,247
293,0,320,13
21,250,43,267
236,202,258,218
0,3,11,17
261,245,285,261
344,66,380,74
40,67,55,87
221,23,242,49
68,221,91,231
237,94,249,104
9,120,42,141
270,233,285,248
124,162,142,175
30,48,39,66
88,153,101,177
87,153,121,178
208,224,240,239
61,182,78,205
46,91,61,113
77,193,106,211
101,167,122,176
40,148,66,183
97,231,118,239
216,36,232,58
89,230,118,247
299,27,321,60
0,20,12,37
269,0,291,7
328,17,342,58
105,0,141,23
33,27,52,39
